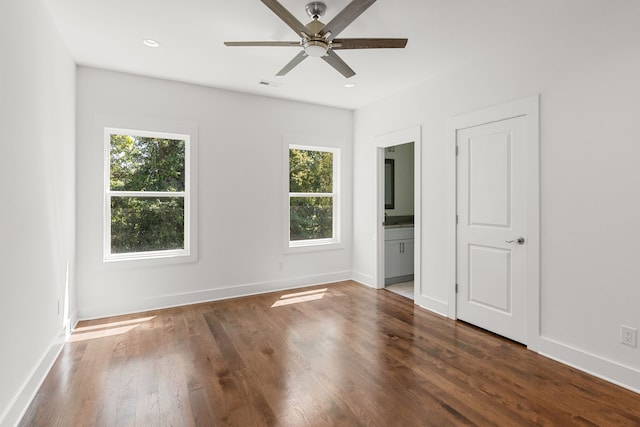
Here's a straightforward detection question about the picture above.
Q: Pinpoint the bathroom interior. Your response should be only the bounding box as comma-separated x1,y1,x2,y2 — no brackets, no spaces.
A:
384,142,415,299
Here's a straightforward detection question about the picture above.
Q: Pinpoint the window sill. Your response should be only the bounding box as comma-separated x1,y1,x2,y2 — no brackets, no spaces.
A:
103,251,197,267
285,240,344,254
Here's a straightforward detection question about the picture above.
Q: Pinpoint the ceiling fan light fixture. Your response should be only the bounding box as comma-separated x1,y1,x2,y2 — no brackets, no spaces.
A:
303,40,328,57
224,0,407,78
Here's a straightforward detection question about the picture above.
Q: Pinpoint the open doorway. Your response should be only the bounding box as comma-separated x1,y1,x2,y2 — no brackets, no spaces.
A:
376,126,421,303
383,142,415,299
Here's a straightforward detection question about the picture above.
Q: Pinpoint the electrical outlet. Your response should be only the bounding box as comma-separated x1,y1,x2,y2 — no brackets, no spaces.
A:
621,325,637,347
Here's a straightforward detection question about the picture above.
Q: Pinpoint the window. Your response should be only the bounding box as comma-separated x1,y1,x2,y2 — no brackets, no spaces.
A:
104,128,194,262
288,145,340,248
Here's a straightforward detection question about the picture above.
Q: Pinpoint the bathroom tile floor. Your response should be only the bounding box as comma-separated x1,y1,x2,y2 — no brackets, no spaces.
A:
385,281,414,300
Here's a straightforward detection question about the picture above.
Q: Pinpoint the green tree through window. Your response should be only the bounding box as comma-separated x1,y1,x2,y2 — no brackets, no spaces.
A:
107,131,188,256
289,146,338,243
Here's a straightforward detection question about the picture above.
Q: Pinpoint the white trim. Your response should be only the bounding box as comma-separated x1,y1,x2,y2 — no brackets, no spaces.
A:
376,147,386,289
103,127,198,264
375,126,422,302
67,309,79,339
78,271,352,321
0,329,65,427
107,191,186,198
285,142,342,251
289,192,334,197
351,271,375,288
447,95,540,350
415,297,449,317
536,336,640,394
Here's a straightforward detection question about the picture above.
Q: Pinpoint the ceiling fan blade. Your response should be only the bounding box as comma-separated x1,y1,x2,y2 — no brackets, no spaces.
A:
332,38,407,49
276,50,308,76
224,41,300,47
320,0,376,40
260,0,313,38
322,50,356,78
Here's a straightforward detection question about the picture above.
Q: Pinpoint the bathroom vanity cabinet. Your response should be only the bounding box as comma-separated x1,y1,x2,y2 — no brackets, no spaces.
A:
384,226,414,285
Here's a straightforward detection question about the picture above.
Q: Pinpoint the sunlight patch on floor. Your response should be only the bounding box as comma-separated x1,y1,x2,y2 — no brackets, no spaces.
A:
68,316,156,342
271,288,327,307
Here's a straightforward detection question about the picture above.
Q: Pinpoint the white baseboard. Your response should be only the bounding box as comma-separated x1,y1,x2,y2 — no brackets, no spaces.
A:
0,329,65,427
64,309,79,339
407,299,640,394
69,309,79,331
351,271,375,288
79,271,352,320
415,296,449,317
536,336,640,395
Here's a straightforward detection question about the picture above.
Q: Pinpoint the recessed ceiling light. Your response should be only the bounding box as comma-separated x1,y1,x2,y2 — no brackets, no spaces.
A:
344,83,356,88
142,39,160,48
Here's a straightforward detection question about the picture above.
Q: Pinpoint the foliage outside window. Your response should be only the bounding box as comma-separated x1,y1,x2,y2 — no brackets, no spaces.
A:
105,128,192,261
289,145,340,247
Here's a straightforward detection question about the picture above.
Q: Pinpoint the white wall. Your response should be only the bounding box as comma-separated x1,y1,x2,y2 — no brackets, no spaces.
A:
76,68,353,319
353,2,640,392
0,0,77,425
385,142,414,216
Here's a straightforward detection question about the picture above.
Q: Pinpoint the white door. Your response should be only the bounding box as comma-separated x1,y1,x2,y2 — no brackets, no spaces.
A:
456,115,528,344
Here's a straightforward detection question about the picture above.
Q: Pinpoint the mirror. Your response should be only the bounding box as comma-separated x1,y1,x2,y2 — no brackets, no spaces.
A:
385,159,394,209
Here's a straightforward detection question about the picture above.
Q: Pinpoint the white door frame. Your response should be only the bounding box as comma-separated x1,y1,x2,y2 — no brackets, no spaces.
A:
376,126,422,299
446,96,541,350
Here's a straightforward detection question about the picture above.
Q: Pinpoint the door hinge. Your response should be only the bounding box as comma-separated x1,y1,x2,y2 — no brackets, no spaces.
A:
456,214,458,225
455,145,459,156
455,283,458,293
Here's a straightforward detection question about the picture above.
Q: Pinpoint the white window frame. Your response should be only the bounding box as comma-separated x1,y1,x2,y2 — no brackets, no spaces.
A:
286,144,341,250
103,127,196,263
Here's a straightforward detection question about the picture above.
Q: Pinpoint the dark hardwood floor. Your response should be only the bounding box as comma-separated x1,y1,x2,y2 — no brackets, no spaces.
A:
21,281,640,426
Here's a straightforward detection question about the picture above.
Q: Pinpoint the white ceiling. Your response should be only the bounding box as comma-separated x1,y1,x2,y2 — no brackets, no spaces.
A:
44,0,606,109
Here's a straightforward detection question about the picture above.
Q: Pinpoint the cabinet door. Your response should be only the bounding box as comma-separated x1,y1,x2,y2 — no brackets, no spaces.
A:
401,239,415,276
385,241,402,278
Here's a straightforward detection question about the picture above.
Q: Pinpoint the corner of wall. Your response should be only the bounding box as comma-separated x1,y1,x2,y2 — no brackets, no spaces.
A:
351,271,375,288
0,331,65,427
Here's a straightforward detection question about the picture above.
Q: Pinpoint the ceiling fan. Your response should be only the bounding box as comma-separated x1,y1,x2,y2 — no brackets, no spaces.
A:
224,0,408,78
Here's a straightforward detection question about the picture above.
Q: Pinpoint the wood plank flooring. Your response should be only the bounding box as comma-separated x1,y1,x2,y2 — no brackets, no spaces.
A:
20,281,640,426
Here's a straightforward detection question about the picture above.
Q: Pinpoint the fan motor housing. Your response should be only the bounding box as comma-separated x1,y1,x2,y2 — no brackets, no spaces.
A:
305,19,325,36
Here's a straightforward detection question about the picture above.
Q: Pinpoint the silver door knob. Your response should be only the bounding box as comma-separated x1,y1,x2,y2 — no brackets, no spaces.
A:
506,237,525,245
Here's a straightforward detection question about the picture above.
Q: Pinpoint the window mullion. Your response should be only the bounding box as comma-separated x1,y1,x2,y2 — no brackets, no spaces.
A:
108,191,186,198
289,192,334,198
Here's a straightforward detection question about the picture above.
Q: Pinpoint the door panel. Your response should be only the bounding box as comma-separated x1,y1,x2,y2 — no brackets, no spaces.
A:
457,116,527,344
469,131,511,228
468,245,511,313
